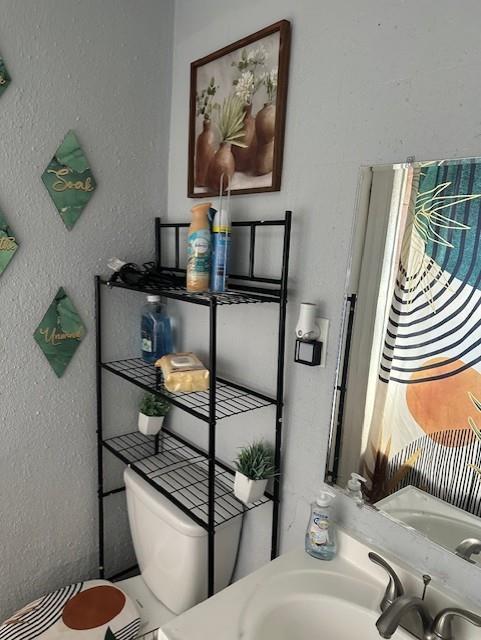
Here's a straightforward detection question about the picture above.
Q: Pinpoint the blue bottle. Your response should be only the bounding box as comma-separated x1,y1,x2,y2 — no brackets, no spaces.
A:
305,489,337,560
210,207,231,292
141,295,173,363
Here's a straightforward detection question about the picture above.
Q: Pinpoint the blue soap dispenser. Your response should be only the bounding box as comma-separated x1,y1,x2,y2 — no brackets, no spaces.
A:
141,295,174,363
305,487,337,560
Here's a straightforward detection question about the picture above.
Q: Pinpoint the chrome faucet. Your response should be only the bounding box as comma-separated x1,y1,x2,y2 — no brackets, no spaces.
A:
375,595,432,638
369,552,481,640
368,552,404,610
455,538,481,564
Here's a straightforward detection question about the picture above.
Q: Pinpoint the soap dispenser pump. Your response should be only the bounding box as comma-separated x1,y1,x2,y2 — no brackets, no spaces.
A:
346,472,367,505
305,487,337,560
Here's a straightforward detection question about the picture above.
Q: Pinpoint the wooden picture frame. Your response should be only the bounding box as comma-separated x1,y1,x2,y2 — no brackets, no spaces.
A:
188,20,291,198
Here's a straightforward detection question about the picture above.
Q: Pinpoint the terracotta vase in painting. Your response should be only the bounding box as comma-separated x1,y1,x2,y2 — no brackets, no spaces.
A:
255,103,276,175
195,119,216,187
207,142,235,192
232,103,256,173
255,139,274,176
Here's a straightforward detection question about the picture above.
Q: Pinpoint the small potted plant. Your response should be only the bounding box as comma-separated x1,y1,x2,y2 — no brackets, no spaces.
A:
138,393,170,435
233,440,276,505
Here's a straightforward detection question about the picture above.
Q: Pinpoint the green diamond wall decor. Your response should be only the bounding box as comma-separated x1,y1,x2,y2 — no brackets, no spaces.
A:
0,54,11,97
41,130,97,230
34,288,86,378
0,209,18,276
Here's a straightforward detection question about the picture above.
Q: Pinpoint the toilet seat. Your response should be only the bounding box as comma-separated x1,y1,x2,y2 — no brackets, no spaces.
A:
1,580,140,640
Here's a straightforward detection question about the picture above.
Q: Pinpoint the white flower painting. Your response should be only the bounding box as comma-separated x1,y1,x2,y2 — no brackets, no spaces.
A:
188,21,291,197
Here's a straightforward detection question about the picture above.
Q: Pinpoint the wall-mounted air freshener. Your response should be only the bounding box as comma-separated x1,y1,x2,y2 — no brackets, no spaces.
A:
0,209,18,276
33,287,86,377
0,54,11,97
41,130,97,230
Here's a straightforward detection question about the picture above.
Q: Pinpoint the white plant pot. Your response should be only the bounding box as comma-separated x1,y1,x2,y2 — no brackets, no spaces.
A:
138,412,164,436
233,472,268,505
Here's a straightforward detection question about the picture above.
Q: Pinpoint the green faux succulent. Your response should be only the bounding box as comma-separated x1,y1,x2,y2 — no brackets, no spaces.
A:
216,95,247,147
139,393,170,417
234,440,276,481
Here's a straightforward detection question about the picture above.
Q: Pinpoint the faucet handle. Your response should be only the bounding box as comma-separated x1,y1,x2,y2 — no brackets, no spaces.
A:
455,538,481,563
432,607,481,640
368,552,404,611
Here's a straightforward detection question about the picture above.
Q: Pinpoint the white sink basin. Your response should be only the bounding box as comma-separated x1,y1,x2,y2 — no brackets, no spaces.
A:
159,528,481,640
239,570,411,640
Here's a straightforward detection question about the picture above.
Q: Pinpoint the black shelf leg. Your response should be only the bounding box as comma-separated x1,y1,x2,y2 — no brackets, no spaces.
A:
271,211,292,560
155,217,161,270
207,298,217,597
95,275,105,579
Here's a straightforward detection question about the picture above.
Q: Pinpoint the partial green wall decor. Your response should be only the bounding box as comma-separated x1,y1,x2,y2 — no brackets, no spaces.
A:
0,209,18,276
34,288,86,377
0,54,11,97
42,130,97,230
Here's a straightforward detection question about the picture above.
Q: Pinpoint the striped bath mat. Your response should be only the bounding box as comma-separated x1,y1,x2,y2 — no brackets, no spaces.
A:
1,581,140,640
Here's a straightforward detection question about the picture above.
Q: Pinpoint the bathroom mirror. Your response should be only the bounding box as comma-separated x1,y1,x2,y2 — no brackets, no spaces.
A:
326,157,481,566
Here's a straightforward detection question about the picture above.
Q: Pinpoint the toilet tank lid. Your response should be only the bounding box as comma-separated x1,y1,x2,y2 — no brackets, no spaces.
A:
124,466,208,538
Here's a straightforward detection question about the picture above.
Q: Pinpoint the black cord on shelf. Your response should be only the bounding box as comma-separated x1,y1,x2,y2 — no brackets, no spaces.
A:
107,261,179,288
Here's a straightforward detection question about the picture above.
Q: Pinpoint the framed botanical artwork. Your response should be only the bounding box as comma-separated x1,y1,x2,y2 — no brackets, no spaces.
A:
188,20,291,198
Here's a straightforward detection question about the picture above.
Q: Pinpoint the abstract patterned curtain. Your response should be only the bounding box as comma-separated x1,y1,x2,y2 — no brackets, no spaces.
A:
362,158,481,515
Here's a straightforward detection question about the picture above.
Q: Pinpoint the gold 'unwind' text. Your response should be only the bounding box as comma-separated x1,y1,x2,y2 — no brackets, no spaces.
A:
40,327,82,346
0,236,16,251
47,167,94,193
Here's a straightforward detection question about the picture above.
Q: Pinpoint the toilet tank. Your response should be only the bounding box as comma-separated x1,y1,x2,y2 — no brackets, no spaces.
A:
124,466,242,614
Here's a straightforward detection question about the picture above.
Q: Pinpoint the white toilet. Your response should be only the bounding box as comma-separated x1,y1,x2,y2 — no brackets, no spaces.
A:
0,465,242,636
124,465,242,614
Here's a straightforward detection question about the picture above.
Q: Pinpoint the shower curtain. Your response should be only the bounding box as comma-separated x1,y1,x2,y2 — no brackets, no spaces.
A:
362,158,481,516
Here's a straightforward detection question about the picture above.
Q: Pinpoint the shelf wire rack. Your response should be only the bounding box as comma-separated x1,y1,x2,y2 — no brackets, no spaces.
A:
103,430,270,529
103,280,280,306
101,357,276,421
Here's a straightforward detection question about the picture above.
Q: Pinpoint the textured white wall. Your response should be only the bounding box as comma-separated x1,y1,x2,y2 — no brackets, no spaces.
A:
167,0,481,602
3,0,481,622
0,0,173,619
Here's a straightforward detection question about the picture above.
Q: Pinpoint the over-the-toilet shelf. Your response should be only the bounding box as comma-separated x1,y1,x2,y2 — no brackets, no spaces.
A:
95,213,291,600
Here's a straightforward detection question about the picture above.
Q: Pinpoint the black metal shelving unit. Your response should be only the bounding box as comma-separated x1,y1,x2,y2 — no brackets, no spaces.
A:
95,211,291,597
